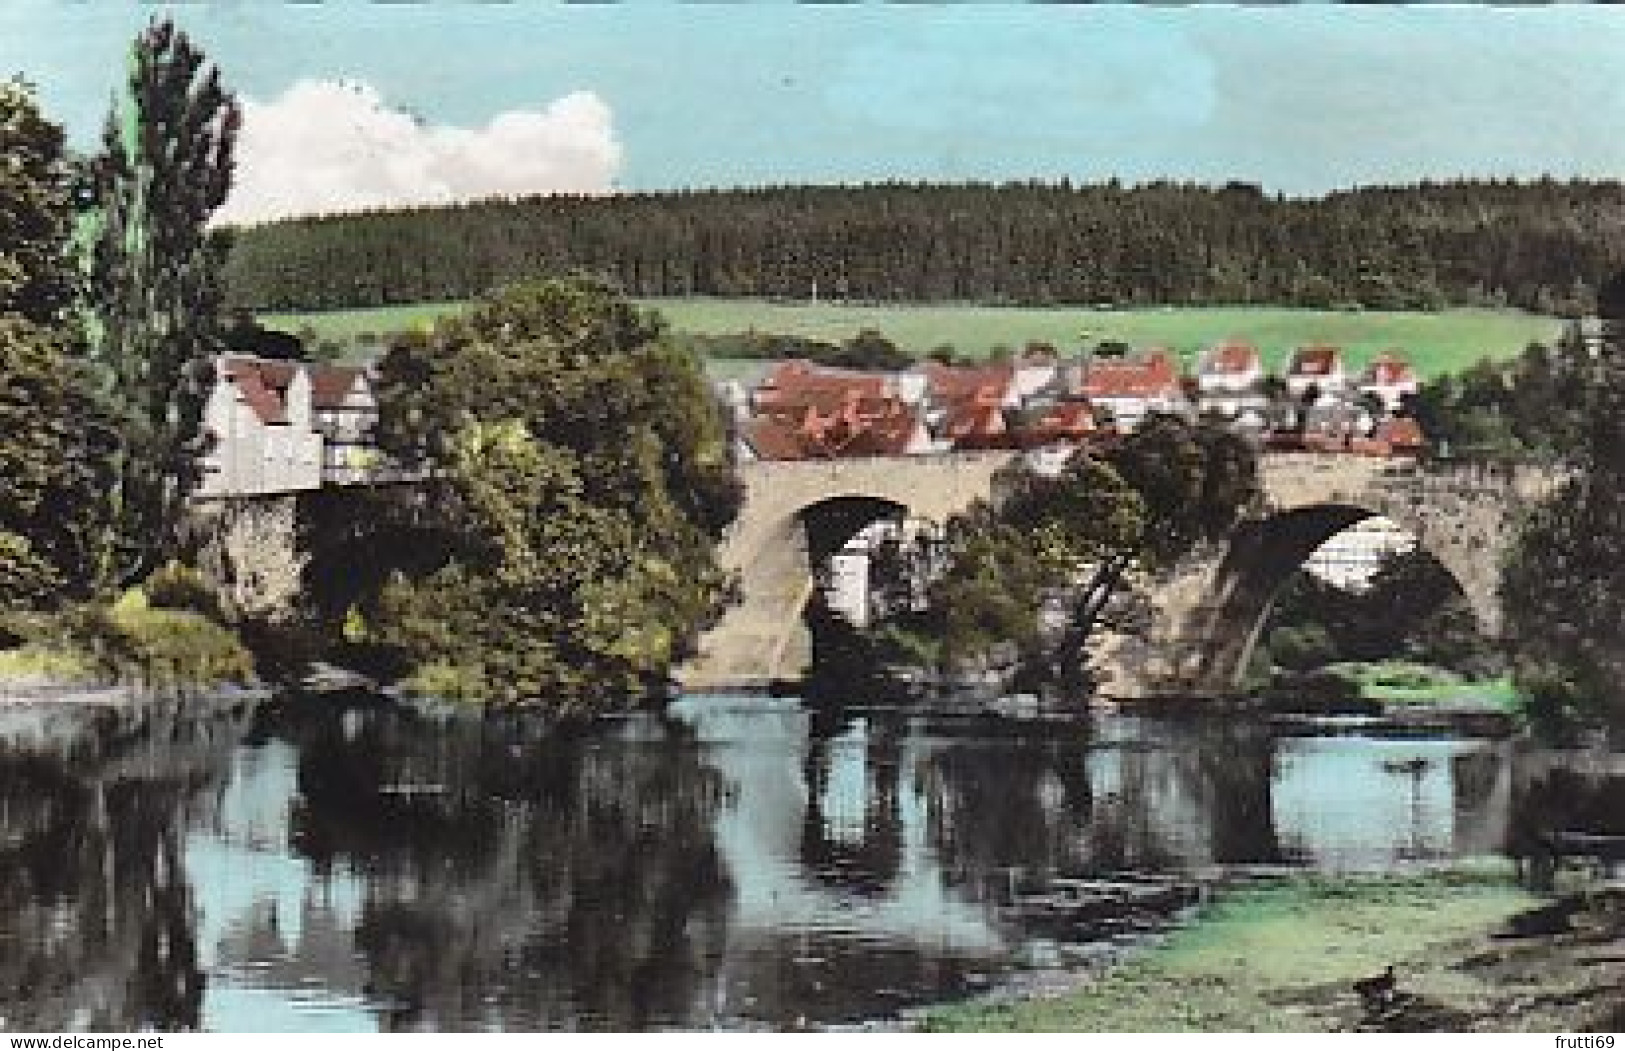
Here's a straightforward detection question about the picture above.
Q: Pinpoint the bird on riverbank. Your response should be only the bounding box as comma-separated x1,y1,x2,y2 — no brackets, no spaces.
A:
1353,965,1398,1009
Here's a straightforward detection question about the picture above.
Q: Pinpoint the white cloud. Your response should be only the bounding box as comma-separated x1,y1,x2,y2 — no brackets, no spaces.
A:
215,79,622,226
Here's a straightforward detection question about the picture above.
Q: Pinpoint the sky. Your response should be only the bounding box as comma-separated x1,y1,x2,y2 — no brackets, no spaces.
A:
5,2,1625,225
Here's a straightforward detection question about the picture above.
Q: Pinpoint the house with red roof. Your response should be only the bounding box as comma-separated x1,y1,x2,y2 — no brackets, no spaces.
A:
739,360,935,460
1285,345,1348,401
1357,352,1420,413
197,356,387,497
198,356,324,497
752,359,896,413
1195,340,1266,419
1014,400,1099,448
1373,416,1426,455
309,364,381,485
1071,349,1188,433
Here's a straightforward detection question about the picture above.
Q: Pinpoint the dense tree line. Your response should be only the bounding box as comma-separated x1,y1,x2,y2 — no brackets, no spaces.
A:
222,179,1625,315
1405,326,1593,461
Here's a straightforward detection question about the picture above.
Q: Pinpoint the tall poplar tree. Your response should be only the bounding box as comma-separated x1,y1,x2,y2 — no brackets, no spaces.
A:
87,18,239,583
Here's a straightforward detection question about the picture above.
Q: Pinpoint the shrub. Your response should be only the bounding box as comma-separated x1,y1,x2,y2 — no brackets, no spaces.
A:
56,601,255,692
142,560,224,619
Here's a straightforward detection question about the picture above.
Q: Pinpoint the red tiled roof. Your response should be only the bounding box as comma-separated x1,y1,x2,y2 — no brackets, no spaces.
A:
1027,401,1097,435
1288,345,1342,377
1076,350,1181,400
219,358,289,426
842,405,923,457
942,403,1007,442
1202,342,1260,376
254,361,300,391
1374,417,1426,449
755,359,890,410
743,417,812,461
1362,353,1416,386
924,362,1014,407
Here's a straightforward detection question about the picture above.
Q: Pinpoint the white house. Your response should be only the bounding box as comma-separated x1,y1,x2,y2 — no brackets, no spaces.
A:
1196,340,1266,418
1072,349,1188,433
197,358,323,498
1357,352,1419,413
1285,345,1348,401
309,364,382,485
196,357,385,498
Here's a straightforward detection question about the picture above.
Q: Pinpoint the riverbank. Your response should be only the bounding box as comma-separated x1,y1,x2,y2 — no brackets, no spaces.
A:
920,864,1624,1032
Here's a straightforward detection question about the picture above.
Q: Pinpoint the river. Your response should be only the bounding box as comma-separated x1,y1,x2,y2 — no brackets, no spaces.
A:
0,693,1555,1031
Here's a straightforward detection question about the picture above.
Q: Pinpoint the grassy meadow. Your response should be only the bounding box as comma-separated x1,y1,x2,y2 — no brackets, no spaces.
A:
265,298,1565,379
921,866,1543,1032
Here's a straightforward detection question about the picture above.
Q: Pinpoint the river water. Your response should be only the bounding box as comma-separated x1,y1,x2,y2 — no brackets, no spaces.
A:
0,694,1533,1031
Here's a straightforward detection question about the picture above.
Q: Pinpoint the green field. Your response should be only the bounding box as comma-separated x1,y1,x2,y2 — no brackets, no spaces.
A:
1327,661,1520,709
266,299,1565,379
263,301,464,348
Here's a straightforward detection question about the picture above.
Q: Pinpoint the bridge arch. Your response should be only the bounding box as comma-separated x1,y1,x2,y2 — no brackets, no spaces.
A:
1179,503,1489,692
680,454,1018,690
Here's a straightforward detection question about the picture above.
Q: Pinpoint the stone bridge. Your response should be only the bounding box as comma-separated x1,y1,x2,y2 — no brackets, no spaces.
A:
675,452,1562,697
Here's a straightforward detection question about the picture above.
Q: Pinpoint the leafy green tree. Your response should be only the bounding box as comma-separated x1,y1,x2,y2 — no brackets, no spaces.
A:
0,81,118,608
1407,336,1592,461
0,79,77,324
875,415,1259,693
363,278,741,710
1503,273,1625,738
1046,416,1259,687
86,17,240,583
1259,548,1499,681
833,328,911,371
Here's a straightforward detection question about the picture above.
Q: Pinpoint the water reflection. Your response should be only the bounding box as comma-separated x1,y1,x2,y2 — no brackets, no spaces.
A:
0,696,1558,1032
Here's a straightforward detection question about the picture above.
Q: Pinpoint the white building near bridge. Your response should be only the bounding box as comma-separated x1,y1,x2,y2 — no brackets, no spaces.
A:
196,356,381,499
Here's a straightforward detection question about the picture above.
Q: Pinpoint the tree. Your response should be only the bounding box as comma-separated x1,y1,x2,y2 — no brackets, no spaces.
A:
872,415,1259,694
360,278,741,710
0,81,118,608
0,79,77,325
1501,270,1625,738
1045,416,1259,687
86,17,240,583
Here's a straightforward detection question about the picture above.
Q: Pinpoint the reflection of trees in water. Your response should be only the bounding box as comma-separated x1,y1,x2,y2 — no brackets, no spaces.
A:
1167,719,1280,866
0,750,209,1030
911,716,1281,890
273,706,733,1031
911,716,1097,891
799,711,905,896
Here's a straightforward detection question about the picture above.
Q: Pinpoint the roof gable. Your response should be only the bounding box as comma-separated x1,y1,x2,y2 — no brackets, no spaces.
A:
1288,345,1343,377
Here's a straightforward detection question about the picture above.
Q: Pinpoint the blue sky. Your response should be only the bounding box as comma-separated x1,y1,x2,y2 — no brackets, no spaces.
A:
6,3,1625,222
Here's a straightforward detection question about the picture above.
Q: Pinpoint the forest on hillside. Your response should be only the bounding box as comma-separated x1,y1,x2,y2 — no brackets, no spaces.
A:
223,179,1625,315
